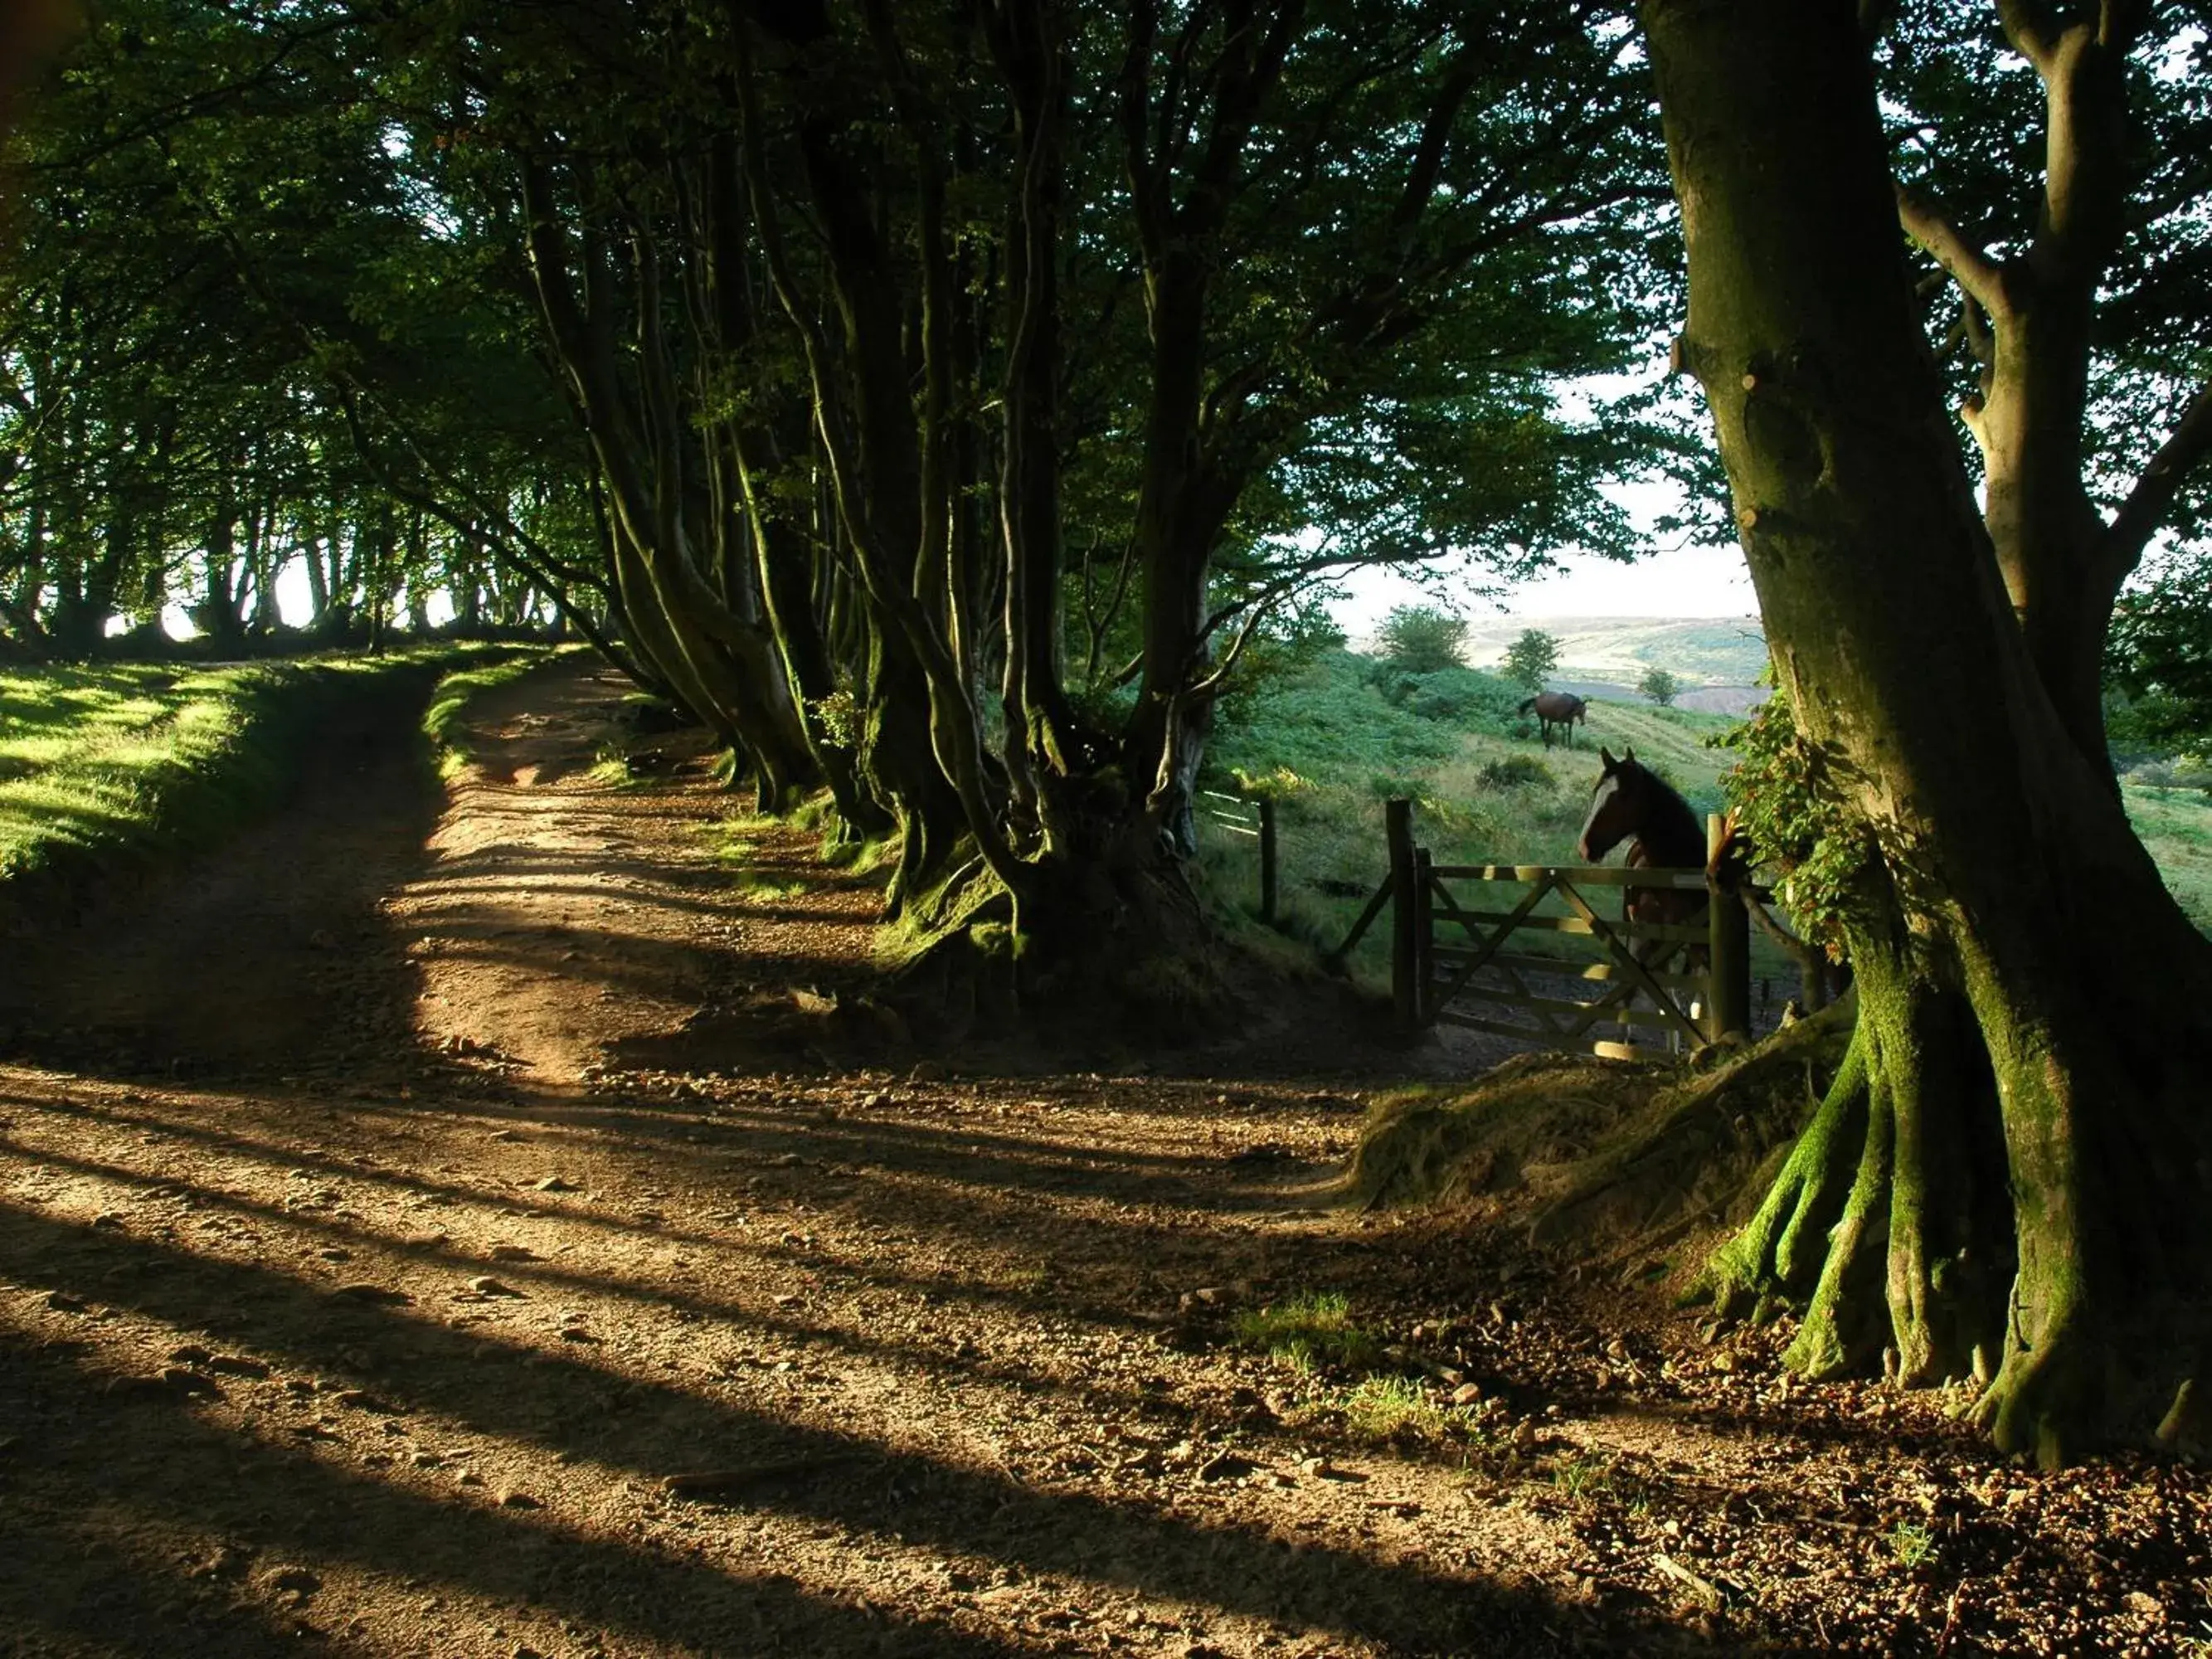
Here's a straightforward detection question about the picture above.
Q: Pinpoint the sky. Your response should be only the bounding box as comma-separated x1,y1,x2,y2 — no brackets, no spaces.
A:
225,525,1754,641
1321,472,1761,638
1326,538,1757,636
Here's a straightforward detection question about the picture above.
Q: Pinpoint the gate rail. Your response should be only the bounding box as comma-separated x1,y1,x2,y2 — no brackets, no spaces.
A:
1335,798,1754,1058
1198,790,1279,923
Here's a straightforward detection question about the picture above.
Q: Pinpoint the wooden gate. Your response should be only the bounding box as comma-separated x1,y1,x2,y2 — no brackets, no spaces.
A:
1339,799,1751,1058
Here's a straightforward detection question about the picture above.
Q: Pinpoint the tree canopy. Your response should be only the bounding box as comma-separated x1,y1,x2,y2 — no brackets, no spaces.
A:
0,0,1668,959
1374,606,1467,676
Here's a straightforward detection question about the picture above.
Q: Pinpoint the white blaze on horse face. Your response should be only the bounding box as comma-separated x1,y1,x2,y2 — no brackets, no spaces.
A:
1577,773,1620,863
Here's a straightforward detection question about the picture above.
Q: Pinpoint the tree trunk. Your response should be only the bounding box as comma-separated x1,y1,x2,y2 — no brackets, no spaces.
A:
991,0,1082,852
1898,15,2137,781
1646,0,2212,1461
1119,260,1242,857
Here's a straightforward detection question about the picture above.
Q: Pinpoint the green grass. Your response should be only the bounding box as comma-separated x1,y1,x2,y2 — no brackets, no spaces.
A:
0,646,509,905
1336,1374,1475,1443
1205,647,2212,993
1232,1291,1385,1373
1201,649,1792,988
421,648,566,773
2123,780,2212,932
701,815,814,899
1884,1519,1936,1569
1549,1450,1619,1501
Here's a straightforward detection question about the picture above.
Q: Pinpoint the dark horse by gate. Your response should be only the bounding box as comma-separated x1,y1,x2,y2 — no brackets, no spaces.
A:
1576,746,1738,993
1519,690,1587,748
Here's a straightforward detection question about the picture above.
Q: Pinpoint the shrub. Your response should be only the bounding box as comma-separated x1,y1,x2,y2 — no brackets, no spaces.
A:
1638,666,1680,706
1399,665,1528,731
1500,628,1562,693
1376,606,1468,674
1479,755,1553,791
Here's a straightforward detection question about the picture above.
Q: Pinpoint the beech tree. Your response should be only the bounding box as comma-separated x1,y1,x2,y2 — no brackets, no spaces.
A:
1643,0,2212,1459
382,0,1671,970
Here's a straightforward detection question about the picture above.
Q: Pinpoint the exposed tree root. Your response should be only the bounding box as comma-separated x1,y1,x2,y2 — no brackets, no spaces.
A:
872,839,1247,1044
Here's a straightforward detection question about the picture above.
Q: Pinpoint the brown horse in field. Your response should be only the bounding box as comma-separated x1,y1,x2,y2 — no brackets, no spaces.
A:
1519,690,1587,748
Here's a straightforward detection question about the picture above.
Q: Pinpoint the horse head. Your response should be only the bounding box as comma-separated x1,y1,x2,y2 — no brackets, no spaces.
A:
1576,746,1642,862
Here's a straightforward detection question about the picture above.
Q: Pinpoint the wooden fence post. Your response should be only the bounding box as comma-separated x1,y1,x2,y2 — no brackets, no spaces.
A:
1259,798,1278,925
1413,846,1435,1027
1706,812,1751,1040
1388,798,1418,1034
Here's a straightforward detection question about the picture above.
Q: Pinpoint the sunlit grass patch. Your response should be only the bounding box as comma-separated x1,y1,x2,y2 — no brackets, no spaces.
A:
820,832,895,873
1232,1291,1384,1373
586,755,644,788
1336,1374,1477,1443
1884,1519,1936,1569
0,646,518,904
0,665,292,882
1549,1450,1616,1501
702,825,805,897
2123,781,2212,933
727,868,809,901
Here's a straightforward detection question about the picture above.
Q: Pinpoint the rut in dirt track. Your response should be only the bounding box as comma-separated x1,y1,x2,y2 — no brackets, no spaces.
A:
0,676,441,1078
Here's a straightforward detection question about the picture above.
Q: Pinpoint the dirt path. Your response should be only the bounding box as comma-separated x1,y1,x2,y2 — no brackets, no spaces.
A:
0,660,2202,1658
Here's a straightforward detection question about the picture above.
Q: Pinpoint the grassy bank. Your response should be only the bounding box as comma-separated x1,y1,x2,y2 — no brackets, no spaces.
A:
0,645,531,913
421,647,576,774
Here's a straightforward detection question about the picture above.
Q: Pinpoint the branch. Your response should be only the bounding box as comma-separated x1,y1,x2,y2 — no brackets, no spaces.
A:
1116,0,1169,264
1194,538,1453,653
332,386,639,676
1895,182,2014,318
2098,0,2146,51
2103,379,2212,576
1994,0,2060,74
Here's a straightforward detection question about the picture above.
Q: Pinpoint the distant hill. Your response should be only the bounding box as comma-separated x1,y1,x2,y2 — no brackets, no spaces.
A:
1550,679,1772,717
1452,615,1771,688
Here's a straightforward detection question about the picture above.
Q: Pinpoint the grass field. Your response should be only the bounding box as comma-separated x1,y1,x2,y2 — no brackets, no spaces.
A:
2124,782,2212,932
1203,649,2212,999
1201,650,1772,991
1451,615,1771,688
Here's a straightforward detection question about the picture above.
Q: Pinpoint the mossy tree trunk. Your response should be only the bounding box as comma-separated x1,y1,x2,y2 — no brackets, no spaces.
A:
1646,0,2212,1461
